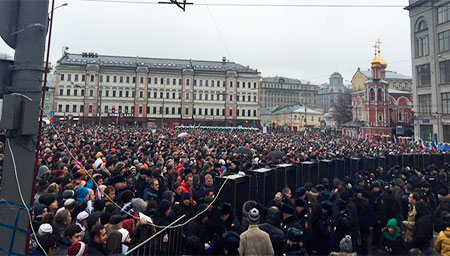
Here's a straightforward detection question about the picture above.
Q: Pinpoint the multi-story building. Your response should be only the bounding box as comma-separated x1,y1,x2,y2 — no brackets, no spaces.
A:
318,72,351,113
405,0,450,142
343,45,413,139
260,76,318,109
54,52,261,126
271,105,324,130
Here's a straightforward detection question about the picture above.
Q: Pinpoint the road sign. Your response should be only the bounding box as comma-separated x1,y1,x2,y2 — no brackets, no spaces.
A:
49,110,54,116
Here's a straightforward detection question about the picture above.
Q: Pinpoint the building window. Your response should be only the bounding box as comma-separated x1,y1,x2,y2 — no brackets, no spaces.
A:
89,105,92,113
230,95,233,101
254,110,256,116
113,76,117,83
419,94,431,114
230,81,233,88
444,125,450,142
166,92,169,98
205,94,208,100
438,5,450,24
399,111,403,121
179,79,182,85
440,60,450,84
89,90,94,97
140,91,143,98
59,89,63,96
66,89,70,96
90,75,94,82
153,107,157,114
185,108,189,115
106,76,110,82
206,80,209,87
229,109,233,116
133,77,136,83
186,79,190,86
377,88,383,101
113,91,116,97
125,106,129,113
416,35,429,57
172,107,175,114
67,74,71,81
120,76,123,83
154,92,157,98
75,74,79,81
147,92,151,98
81,89,85,96
160,92,163,98
119,91,123,97
104,105,108,113
417,64,431,87
106,90,109,97
80,105,84,113
74,89,78,96
172,92,176,99
82,74,85,81
173,78,176,85
439,30,450,52
370,89,375,101
222,109,225,116
147,107,150,114
126,91,129,97
186,93,190,100
60,74,65,81
199,108,202,115
254,82,257,89
194,80,197,86
140,77,144,84
223,81,226,87
211,80,215,87
160,78,164,84
420,125,433,141
58,104,62,112
200,80,203,86
443,92,450,114
178,107,181,114
139,106,142,114
126,77,130,83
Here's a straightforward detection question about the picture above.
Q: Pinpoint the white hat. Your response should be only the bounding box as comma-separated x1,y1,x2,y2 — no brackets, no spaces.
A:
38,223,53,236
76,211,89,221
64,198,77,209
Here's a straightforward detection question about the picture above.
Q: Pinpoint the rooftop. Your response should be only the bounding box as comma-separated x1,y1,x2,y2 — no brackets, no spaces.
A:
360,70,411,80
262,76,313,85
57,53,259,74
272,105,322,115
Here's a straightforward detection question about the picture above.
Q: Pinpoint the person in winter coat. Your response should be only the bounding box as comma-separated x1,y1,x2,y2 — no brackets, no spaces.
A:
332,200,353,252
54,224,83,256
216,202,241,240
238,208,274,256
330,235,357,256
434,197,450,232
176,192,195,220
402,192,418,249
412,201,434,254
380,218,404,255
285,228,308,256
353,186,373,255
221,231,240,256
259,206,287,255
435,219,450,256
318,200,334,255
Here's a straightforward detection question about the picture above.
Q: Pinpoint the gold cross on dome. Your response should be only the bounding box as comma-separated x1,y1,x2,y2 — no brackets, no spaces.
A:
376,39,383,53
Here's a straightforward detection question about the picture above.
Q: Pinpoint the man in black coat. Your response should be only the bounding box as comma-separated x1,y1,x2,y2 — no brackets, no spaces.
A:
295,199,312,254
318,200,334,255
87,224,108,256
281,203,303,234
332,200,353,252
370,181,388,248
216,202,241,240
259,207,287,255
353,186,373,255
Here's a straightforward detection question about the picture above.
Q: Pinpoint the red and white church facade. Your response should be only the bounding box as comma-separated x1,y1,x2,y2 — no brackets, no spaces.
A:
343,45,413,139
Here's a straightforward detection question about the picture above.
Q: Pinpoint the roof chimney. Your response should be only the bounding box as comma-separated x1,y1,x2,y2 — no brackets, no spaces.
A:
222,56,226,64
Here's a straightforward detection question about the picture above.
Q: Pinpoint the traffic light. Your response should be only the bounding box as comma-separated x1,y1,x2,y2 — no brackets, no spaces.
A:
112,105,115,113
245,120,248,124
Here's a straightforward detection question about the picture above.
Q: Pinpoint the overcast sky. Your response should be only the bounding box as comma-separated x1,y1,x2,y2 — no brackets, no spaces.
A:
0,0,412,85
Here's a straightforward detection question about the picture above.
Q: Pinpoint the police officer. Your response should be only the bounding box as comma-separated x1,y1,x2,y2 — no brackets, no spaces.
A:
295,199,312,253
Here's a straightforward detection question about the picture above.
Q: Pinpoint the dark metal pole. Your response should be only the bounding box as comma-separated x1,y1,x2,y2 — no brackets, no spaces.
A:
0,0,49,254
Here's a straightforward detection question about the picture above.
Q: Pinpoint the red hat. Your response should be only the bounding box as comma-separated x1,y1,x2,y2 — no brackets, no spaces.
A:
68,241,87,256
111,148,116,153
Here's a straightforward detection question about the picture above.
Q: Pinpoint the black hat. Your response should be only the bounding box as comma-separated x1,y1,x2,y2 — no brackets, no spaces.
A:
218,202,232,216
336,200,347,211
86,211,101,228
93,200,106,212
287,228,303,243
114,175,126,184
182,192,191,202
39,193,57,208
320,200,333,212
140,168,150,176
184,236,203,255
353,186,364,195
281,203,295,215
372,181,381,188
296,187,307,197
222,231,240,251
421,182,430,188
438,188,449,197
295,199,307,208
62,190,75,200
109,215,123,225
315,184,325,192
159,199,171,213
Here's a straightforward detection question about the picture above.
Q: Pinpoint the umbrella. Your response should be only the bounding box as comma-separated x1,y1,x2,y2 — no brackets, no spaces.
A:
235,147,252,156
177,132,189,138
268,150,285,160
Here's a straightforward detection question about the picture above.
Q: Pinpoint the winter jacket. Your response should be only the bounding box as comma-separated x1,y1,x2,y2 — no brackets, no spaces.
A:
402,204,416,243
413,214,433,250
380,229,404,255
259,208,286,255
285,243,308,256
238,225,274,256
435,227,450,256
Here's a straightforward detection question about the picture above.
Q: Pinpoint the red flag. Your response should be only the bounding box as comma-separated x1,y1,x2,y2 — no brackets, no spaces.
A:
171,123,175,136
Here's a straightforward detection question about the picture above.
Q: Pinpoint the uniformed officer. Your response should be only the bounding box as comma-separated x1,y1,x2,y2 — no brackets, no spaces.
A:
295,199,312,254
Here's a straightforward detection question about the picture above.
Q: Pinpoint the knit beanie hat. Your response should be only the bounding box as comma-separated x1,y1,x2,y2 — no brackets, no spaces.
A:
182,192,191,202
387,218,398,229
68,241,87,256
39,193,57,208
38,223,53,236
132,198,147,214
75,187,89,201
159,199,171,213
248,208,260,224
222,231,240,251
340,235,353,253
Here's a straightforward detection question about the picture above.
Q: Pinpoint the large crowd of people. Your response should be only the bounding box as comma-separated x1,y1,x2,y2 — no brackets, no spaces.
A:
7,123,450,255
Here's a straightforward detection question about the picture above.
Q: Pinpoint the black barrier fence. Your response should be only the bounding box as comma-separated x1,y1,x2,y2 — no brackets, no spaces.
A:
214,153,450,217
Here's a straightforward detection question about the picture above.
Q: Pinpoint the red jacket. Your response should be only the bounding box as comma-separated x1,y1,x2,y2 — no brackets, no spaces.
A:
181,180,194,203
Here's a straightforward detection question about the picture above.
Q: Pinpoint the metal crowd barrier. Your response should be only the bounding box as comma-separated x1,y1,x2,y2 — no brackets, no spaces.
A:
214,153,450,214
126,215,186,256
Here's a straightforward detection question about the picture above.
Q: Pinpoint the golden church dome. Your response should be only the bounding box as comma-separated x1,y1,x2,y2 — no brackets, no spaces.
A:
371,51,387,69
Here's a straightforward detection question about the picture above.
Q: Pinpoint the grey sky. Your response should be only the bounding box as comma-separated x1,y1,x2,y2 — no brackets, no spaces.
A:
0,0,412,85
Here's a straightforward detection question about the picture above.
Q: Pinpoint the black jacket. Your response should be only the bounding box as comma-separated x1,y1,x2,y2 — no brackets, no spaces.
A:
412,215,433,250
88,242,108,256
259,208,286,256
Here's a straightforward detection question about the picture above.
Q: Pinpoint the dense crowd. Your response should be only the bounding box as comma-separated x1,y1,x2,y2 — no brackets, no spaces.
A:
15,123,450,255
